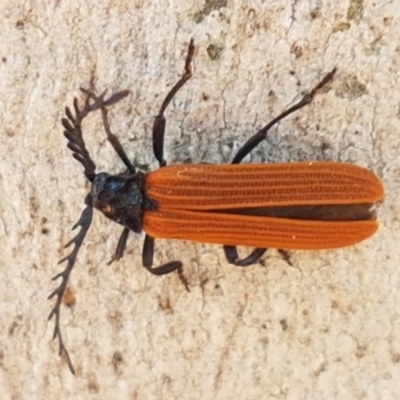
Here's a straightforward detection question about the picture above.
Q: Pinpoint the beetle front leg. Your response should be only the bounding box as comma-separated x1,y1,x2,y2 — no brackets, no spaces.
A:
142,234,189,290
153,39,195,167
80,88,135,173
108,227,130,265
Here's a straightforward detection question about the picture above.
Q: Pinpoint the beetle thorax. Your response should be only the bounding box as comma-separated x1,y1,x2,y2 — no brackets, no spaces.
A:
91,172,145,232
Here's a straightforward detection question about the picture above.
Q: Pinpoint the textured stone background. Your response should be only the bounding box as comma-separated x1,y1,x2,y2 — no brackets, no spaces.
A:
1,1,399,399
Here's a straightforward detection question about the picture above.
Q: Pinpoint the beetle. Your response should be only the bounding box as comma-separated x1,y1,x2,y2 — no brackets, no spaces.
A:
48,39,384,373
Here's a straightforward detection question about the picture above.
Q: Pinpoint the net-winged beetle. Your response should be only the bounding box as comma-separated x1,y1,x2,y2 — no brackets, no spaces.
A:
49,39,384,374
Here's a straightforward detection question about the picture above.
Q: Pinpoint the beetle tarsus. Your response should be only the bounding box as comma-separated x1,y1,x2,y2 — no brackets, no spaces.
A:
144,260,184,276
278,249,292,266
311,68,336,93
177,267,190,292
223,246,267,266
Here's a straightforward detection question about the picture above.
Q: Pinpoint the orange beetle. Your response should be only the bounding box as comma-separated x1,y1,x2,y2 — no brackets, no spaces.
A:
49,39,383,373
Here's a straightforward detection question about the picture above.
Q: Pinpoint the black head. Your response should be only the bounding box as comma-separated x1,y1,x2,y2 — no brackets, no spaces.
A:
91,172,145,232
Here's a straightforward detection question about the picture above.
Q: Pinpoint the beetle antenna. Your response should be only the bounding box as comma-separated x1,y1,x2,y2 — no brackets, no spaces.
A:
52,89,130,373
48,194,93,374
62,89,130,181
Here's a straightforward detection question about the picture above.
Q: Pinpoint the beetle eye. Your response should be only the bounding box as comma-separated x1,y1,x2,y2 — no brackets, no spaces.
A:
101,204,113,214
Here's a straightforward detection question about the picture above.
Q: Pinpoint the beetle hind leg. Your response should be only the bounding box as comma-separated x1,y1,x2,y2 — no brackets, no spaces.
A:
221,69,336,267
223,246,267,266
278,249,292,266
231,68,336,164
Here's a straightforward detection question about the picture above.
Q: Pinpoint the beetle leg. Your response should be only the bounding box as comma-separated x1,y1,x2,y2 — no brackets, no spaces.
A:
48,194,93,375
142,234,190,290
108,227,130,265
232,68,336,164
278,249,293,266
223,246,267,266
223,69,336,266
80,88,134,173
145,40,194,285
100,104,135,173
153,39,195,167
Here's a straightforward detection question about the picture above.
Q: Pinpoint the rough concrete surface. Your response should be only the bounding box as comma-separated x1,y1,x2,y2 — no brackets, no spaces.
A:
0,1,399,399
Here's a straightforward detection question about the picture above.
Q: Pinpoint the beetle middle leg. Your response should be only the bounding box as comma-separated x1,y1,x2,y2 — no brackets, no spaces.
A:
142,235,190,291
223,68,336,266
